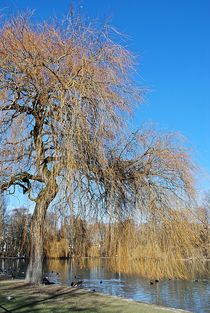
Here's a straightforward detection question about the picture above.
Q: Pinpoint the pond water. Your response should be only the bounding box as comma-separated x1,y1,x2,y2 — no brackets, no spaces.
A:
0,258,209,313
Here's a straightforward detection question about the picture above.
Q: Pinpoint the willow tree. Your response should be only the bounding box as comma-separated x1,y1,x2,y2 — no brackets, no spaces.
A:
0,14,195,283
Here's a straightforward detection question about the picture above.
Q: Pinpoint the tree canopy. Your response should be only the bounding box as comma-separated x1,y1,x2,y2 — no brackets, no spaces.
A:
0,13,196,283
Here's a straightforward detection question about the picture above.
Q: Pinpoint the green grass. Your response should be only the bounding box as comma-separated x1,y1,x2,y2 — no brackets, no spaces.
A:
0,280,191,313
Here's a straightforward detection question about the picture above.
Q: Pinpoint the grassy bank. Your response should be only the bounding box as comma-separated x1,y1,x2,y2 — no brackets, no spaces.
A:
0,280,192,313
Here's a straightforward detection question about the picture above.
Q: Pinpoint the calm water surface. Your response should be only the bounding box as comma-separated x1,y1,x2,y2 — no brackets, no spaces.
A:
1,258,209,313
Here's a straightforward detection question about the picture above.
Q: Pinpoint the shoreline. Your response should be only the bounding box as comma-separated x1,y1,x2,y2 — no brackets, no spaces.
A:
0,280,192,313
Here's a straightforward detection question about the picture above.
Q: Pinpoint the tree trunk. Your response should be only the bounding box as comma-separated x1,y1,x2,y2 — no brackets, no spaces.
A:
26,203,45,283
26,182,58,283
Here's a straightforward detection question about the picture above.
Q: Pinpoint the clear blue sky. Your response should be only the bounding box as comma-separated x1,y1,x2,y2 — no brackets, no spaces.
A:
1,0,210,207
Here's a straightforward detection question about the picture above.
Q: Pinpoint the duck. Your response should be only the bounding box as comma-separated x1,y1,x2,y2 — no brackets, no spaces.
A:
42,277,55,285
74,280,83,287
11,272,16,279
71,280,83,287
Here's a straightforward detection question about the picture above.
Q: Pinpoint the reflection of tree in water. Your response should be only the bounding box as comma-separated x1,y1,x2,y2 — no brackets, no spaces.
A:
44,258,70,281
107,257,209,280
47,257,208,280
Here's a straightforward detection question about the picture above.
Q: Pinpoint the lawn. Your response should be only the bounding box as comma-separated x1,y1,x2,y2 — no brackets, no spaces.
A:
0,280,191,313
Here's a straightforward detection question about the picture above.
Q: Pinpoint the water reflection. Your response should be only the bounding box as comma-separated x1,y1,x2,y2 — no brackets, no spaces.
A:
1,258,209,313
43,258,209,313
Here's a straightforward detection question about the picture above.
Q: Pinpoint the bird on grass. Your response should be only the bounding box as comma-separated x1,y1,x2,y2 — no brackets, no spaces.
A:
6,295,15,300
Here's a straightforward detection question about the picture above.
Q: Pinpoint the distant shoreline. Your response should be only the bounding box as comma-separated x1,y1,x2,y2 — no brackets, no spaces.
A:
0,256,209,261
0,256,26,259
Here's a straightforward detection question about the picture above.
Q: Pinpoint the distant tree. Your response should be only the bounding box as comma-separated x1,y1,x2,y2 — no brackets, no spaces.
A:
199,191,210,258
6,208,31,257
0,193,7,255
0,13,195,283
202,191,210,223
70,216,89,257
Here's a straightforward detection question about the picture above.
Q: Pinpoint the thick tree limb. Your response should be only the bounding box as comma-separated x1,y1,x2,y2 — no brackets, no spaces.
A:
0,172,44,192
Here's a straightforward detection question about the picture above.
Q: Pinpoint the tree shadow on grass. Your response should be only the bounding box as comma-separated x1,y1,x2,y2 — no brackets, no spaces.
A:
0,283,129,313
7,286,99,313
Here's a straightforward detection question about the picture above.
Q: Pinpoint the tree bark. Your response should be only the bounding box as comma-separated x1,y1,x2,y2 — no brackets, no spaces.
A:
26,181,58,283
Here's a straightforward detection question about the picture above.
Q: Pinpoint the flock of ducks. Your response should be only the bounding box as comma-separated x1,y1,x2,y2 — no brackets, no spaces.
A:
1,267,200,289
42,272,103,292
42,272,161,289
